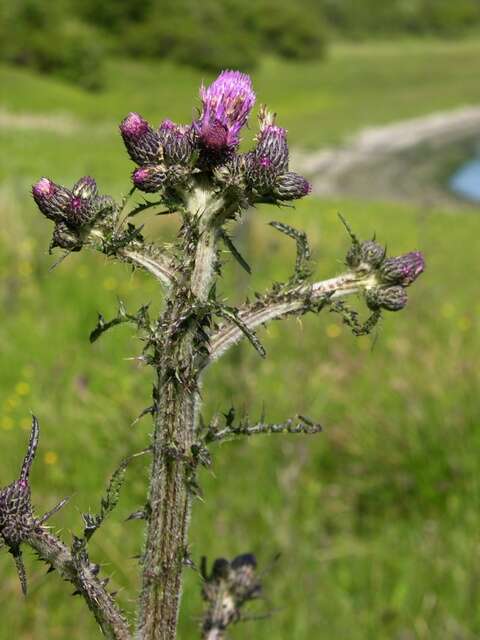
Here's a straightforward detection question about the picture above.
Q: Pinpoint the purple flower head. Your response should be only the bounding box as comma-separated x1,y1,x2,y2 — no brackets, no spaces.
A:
196,70,255,150
380,251,425,287
120,112,161,165
132,165,167,193
158,119,194,165
32,177,53,198
120,112,150,138
32,178,71,222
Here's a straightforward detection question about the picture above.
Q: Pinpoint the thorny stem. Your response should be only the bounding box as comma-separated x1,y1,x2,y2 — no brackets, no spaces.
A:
27,528,131,640
207,272,376,364
137,186,221,640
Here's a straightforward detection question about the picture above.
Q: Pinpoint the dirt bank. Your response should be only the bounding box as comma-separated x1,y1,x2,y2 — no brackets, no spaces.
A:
292,106,480,206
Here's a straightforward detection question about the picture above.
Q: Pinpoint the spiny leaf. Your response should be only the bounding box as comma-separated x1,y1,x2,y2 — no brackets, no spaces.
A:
220,229,251,274
90,302,151,343
128,198,165,218
216,306,266,358
269,221,312,283
82,448,151,541
329,300,382,336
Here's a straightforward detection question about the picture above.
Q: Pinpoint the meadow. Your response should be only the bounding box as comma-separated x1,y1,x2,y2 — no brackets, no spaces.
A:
0,40,479,639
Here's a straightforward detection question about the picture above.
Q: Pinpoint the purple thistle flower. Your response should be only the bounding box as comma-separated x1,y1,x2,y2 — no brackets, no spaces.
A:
132,166,167,193
273,172,311,201
196,70,255,150
158,119,195,165
380,251,425,287
120,112,161,165
32,178,71,222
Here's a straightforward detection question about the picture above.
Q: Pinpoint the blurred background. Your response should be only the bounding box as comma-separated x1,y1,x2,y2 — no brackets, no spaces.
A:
0,1,479,638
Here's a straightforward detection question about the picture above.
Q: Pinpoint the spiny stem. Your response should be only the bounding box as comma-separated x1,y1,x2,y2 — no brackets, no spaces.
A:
137,189,222,640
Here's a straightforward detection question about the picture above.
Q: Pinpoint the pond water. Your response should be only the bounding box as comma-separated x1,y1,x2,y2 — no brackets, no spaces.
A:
449,156,480,202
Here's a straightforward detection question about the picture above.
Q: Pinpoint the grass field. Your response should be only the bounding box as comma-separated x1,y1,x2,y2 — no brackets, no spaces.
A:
0,40,479,639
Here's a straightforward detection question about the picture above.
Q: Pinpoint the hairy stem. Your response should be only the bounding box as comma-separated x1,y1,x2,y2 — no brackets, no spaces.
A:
207,272,375,363
137,188,220,640
27,528,131,640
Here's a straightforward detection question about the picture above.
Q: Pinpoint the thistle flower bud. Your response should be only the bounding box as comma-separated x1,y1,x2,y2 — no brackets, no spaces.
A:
273,172,311,201
72,176,98,201
120,112,162,166
360,240,386,268
93,195,116,216
196,70,255,150
379,251,425,287
52,222,83,251
165,164,191,187
159,119,195,165
132,166,167,193
0,479,33,548
32,178,71,222
255,108,289,174
366,286,408,312
245,152,278,194
214,154,248,191
66,195,96,225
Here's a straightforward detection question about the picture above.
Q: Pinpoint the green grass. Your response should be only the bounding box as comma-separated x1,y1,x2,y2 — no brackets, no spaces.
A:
0,39,479,639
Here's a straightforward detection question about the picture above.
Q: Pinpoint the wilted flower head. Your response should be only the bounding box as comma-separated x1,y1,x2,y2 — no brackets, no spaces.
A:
120,112,161,166
196,70,255,150
380,251,425,287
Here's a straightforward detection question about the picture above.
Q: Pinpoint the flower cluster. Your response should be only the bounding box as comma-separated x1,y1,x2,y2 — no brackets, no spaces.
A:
32,70,311,240
32,176,114,251
117,70,310,205
120,112,195,193
347,240,425,312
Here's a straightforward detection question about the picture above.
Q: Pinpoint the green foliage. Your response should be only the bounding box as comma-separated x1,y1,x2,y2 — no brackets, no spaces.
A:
0,0,105,90
123,0,260,71
121,0,326,71
252,0,327,60
320,0,480,37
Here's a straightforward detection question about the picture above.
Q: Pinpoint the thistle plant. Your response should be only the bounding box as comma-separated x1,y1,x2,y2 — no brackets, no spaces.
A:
1,70,424,639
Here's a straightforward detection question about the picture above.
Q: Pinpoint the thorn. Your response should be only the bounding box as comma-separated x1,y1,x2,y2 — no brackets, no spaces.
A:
37,496,70,525
125,510,146,521
20,416,40,482
13,551,28,596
